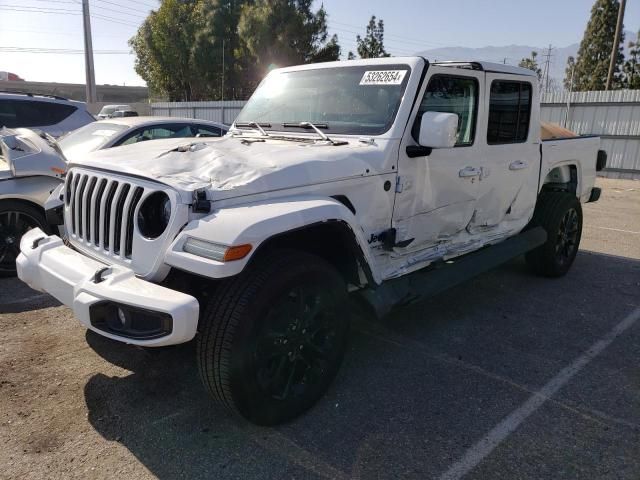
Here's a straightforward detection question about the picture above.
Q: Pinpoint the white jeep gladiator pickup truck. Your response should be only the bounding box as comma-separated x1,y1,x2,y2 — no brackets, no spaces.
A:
17,58,606,425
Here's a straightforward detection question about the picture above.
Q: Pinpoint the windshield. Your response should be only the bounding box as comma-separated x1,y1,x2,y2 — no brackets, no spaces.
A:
235,64,412,136
99,106,117,115
58,122,127,157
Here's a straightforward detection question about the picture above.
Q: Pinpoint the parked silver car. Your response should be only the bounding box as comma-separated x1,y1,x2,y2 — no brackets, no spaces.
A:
58,116,228,162
0,91,95,137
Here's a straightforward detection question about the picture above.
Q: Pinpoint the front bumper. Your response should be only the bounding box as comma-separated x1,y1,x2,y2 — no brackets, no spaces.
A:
16,228,199,346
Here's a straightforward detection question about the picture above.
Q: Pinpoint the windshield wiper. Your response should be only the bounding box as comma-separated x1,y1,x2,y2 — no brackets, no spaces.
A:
282,121,346,145
233,121,271,136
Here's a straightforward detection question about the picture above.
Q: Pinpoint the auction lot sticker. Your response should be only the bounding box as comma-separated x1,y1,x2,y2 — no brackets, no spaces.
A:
360,70,408,85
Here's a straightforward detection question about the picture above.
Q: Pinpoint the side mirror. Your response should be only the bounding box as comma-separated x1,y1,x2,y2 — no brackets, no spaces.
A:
418,111,459,148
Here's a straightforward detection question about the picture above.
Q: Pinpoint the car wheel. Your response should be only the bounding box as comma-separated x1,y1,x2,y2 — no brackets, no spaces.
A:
0,201,48,277
525,192,583,277
196,249,350,425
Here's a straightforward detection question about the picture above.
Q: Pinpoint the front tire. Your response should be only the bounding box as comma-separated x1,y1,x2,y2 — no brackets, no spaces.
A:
196,249,350,425
0,201,48,277
525,192,583,277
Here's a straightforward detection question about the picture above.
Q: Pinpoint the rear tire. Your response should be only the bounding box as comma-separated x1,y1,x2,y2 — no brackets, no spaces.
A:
0,201,48,277
525,192,583,277
196,249,350,425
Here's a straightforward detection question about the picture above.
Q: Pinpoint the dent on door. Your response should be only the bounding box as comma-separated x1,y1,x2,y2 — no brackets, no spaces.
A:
394,159,477,247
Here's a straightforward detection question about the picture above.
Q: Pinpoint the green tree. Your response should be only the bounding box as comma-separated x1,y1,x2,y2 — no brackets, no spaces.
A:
194,0,250,100
349,16,390,59
518,51,542,80
566,0,625,91
129,0,212,101
237,0,341,79
622,31,640,89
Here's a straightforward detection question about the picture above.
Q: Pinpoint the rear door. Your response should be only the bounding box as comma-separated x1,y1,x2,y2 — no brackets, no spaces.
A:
470,75,540,231
393,66,485,250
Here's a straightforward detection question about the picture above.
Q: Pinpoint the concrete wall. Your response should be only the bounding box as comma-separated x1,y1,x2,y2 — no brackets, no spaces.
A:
1,80,149,104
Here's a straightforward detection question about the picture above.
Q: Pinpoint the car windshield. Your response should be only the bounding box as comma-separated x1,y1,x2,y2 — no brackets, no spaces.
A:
58,122,128,158
99,106,117,116
235,64,412,136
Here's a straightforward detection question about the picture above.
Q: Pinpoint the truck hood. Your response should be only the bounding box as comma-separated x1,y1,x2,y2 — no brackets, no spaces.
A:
0,128,67,180
72,135,390,202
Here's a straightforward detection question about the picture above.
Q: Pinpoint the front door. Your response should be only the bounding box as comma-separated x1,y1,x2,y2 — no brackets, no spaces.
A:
392,66,485,250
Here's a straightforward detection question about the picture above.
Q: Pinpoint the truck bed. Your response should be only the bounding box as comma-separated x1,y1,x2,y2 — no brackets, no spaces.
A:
541,135,599,203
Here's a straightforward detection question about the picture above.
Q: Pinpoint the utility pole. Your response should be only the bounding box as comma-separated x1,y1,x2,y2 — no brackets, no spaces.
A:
221,39,225,101
82,0,97,104
606,0,626,90
541,44,554,94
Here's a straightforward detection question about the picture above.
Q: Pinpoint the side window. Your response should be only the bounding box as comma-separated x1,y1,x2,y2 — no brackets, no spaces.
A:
0,100,18,128
487,81,532,144
13,100,77,127
194,125,222,137
117,125,195,146
412,75,478,146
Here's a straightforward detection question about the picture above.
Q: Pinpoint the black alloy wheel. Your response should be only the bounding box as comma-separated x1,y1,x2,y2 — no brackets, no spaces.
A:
197,249,350,425
0,202,48,277
253,284,342,402
555,207,580,267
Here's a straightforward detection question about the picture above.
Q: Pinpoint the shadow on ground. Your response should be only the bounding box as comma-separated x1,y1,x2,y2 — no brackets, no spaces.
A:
82,251,640,479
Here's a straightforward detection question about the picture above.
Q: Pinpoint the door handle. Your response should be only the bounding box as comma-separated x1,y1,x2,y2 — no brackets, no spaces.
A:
509,160,528,171
459,166,480,178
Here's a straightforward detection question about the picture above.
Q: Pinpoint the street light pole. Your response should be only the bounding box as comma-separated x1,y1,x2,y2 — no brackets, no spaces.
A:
82,0,97,103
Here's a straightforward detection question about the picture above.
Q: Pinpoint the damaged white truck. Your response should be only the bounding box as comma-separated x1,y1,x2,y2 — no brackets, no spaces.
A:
17,58,606,425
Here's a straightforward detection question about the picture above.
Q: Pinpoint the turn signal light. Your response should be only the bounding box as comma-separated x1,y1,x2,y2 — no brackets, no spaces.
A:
223,244,252,262
183,237,252,262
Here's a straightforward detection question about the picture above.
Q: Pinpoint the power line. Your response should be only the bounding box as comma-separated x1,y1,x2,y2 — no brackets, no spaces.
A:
0,47,131,54
93,0,154,15
0,5,80,13
91,3,148,20
328,19,449,48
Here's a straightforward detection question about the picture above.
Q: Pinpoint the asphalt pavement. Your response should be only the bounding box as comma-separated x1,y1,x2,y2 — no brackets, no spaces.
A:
0,177,638,479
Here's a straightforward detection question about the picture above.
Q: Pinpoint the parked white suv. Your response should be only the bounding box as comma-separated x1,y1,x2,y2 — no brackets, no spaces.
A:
17,58,606,425
0,92,95,137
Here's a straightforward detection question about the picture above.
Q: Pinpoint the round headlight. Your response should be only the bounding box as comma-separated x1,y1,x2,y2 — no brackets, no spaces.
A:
137,191,171,239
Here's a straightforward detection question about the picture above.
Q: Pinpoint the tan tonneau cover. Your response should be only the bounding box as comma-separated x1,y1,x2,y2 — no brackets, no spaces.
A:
541,122,578,140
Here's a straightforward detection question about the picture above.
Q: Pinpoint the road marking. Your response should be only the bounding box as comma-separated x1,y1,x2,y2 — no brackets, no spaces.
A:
358,328,637,432
588,225,640,235
439,306,640,480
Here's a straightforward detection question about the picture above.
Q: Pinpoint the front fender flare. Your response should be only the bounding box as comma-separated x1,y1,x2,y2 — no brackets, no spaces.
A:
164,196,380,282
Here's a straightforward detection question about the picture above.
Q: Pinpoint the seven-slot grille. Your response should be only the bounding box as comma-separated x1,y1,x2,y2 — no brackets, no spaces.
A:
65,171,145,259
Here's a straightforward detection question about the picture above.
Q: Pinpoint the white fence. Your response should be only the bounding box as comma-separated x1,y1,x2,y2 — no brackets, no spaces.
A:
151,91,640,177
150,100,246,125
541,90,640,178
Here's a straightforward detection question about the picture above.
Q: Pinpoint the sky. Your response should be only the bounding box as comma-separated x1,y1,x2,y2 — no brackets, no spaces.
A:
0,0,638,87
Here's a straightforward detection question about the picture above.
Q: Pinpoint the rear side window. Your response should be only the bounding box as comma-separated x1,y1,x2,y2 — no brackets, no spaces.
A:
412,75,478,146
194,125,223,137
487,81,532,144
0,99,77,128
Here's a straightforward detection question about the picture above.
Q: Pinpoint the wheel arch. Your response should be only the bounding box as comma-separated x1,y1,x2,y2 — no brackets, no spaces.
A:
247,219,376,288
541,163,579,197
164,196,381,286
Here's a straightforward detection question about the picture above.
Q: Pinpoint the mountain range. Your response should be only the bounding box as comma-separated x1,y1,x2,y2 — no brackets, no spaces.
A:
416,30,637,84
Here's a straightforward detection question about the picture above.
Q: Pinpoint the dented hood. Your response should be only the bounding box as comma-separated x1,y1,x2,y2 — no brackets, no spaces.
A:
72,135,389,202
